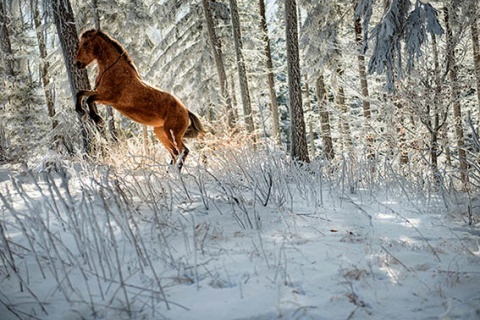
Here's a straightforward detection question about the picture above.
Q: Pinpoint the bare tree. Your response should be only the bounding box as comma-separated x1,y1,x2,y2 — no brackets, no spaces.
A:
285,0,309,163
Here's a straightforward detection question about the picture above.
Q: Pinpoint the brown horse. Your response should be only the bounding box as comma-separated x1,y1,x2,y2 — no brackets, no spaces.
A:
75,29,204,170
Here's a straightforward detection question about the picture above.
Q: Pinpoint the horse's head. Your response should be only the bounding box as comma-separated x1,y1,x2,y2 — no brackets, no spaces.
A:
75,29,99,69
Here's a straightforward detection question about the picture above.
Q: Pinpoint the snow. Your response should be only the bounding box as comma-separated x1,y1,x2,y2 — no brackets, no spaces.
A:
0,151,479,320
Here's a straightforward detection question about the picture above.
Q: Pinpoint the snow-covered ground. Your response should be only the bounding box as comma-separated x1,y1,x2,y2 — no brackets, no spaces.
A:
0,149,479,320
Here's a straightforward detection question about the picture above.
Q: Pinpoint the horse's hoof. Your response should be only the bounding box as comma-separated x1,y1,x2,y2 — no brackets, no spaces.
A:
92,114,105,127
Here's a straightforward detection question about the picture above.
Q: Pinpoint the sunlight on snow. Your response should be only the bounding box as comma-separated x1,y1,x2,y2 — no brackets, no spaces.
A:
376,212,397,220
376,213,421,227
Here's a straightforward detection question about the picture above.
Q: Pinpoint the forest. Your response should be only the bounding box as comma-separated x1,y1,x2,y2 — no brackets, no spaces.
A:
0,0,479,188
0,0,479,319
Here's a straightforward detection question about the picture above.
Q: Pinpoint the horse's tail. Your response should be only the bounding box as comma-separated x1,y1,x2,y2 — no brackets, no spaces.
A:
184,110,206,138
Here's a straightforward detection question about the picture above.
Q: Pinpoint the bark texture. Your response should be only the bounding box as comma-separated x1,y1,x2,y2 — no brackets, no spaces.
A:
202,0,235,129
259,0,280,145
51,0,102,153
285,0,309,163
230,0,255,136
444,5,468,186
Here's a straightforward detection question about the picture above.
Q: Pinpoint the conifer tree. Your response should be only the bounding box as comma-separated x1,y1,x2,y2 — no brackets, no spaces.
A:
33,4,56,130
469,2,480,114
355,9,375,168
316,74,334,160
259,0,281,145
202,0,235,128
51,0,103,153
444,4,468,186
0,0,14,78
0,0,13,161
230,0,255,137
285,0,309,163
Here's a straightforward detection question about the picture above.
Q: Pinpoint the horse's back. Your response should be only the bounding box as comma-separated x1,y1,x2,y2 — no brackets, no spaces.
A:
114,81,189,129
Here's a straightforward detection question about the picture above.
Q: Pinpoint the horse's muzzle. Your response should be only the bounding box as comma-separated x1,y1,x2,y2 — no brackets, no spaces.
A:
75,61,86,69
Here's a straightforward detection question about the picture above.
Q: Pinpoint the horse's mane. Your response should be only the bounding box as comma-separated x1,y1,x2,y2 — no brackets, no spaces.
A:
84,29,139,75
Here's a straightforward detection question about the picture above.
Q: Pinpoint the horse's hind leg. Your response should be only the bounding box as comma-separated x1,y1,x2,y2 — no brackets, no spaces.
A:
153,126,188,171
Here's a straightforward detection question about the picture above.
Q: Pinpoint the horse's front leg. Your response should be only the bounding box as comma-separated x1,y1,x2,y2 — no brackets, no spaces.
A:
85,94,104,127
76,90,104,127
76,90,96,118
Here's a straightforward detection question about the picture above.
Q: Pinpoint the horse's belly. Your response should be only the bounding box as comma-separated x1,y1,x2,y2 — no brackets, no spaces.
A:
114,87,188,127
118,109,165,127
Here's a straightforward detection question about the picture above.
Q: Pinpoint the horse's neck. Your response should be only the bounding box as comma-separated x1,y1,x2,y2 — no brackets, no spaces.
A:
97,47,121,72
97,45,138,78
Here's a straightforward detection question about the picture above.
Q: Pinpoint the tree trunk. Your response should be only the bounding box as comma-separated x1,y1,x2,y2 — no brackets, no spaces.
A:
355,15,375,168
230,72,239,121
229,0,255,138
395,101,409,166
0,0,14,77
51,0,103,154
285,0,309,163
33,6,56,130
431,34,441,185
143,125,149,157
304,76,315,157
0,0,12,161
471,15,480,116
0,121,5,161
333,61,353,156
429,34,450,186
93,0,100,30
444,5,468,186
316,74,334,160
259,0,280,145
202,0,235,129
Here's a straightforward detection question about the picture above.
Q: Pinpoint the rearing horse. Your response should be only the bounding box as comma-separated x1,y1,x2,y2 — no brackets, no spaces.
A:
75,29,204,170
